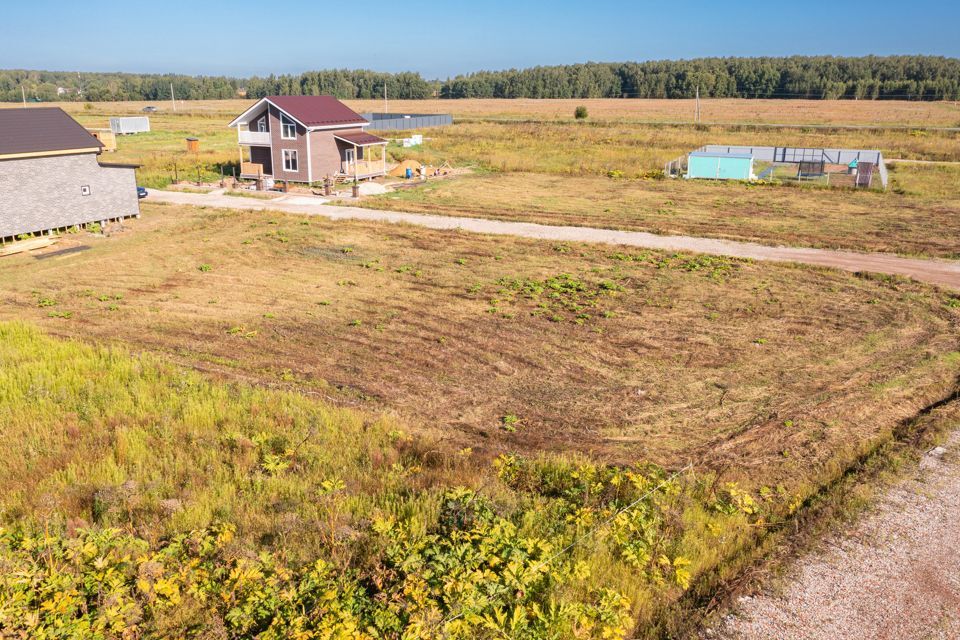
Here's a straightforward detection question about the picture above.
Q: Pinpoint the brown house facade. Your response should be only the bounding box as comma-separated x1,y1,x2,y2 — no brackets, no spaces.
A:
228,96,388,184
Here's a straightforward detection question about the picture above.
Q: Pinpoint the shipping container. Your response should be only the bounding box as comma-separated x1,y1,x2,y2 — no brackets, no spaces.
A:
109,116,151,135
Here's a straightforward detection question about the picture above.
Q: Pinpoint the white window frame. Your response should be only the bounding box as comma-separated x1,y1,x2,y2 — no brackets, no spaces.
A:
282,149,299,172
257,116,267,133
280,114,296,140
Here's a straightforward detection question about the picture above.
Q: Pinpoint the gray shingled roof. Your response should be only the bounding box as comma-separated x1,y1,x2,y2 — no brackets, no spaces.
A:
0,107,103,157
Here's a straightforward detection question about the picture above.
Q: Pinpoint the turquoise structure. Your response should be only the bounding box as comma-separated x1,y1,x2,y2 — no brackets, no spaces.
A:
686,152,754,181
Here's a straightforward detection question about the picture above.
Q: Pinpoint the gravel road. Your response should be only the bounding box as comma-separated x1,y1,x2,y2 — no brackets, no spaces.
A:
148,189,960,290
713,432,960,640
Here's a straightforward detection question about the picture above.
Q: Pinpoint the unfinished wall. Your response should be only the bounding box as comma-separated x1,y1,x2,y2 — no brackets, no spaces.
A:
0,153,140,238
310,128,366,178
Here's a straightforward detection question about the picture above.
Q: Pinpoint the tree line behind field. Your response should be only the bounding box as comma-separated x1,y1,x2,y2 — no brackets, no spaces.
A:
2,56,958,102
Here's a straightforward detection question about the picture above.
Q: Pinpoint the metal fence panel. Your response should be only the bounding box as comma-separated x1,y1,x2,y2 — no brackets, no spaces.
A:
362,113,453,130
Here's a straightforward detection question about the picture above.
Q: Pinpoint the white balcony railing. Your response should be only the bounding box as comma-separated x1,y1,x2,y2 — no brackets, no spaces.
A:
238,130,271,145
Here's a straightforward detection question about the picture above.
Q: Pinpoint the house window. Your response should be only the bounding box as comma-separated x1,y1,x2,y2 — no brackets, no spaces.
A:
257,117,267,133
282,149,298,172
280,114,296,139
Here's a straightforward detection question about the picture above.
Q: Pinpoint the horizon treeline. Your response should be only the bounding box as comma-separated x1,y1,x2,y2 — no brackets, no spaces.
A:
2,56,958,102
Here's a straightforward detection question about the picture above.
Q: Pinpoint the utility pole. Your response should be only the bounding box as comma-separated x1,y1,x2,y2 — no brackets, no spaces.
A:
170,83,176,112
695,85,701,124
21,85,26,108
384,82,388,114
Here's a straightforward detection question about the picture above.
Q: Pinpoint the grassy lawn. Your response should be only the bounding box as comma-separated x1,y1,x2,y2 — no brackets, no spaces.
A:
357,163,960,258
2,202,958,476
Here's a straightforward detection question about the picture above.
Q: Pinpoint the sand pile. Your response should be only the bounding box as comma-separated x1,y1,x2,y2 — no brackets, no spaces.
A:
388,159,423,177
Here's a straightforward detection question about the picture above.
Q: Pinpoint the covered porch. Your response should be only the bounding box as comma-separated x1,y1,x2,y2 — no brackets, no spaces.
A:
334,131,388,180
239,145,273,179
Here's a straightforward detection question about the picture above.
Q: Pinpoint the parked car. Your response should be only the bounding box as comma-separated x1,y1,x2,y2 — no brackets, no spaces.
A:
142,106,158,113
137,186,148,199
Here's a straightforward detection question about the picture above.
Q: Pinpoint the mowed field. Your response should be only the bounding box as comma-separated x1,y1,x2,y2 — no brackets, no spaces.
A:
3,203,959,480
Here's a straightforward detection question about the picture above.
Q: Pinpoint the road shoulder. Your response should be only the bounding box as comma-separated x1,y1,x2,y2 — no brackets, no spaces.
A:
713,431,960,640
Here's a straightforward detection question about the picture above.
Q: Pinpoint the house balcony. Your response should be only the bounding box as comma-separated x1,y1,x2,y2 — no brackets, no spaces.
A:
238,130,271,145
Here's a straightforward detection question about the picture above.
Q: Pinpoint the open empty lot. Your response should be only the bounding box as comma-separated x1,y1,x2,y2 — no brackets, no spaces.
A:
3,202,958,481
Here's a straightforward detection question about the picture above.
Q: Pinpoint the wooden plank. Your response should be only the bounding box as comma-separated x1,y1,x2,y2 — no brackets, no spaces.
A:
0,237,57,257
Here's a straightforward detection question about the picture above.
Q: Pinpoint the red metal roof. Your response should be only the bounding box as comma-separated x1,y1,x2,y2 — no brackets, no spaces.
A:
0,107,103,156
267,96,368,128
333,131,387,146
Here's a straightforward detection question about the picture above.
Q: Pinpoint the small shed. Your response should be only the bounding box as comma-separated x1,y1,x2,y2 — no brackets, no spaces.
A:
687,152,754,181
109,116,151,135
87,128,117,152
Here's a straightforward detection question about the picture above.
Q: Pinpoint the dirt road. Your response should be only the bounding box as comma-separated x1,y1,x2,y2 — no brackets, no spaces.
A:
148,190,960,290
714,432,960,640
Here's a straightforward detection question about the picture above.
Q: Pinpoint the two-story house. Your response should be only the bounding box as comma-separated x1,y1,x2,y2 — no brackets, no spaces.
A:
228,96,388,184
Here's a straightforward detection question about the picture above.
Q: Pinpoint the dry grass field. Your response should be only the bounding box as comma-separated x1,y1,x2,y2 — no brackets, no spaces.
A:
11,97,959,126
392,120,960,170
7,100,955,261
347,98,960,127
359,164,960,258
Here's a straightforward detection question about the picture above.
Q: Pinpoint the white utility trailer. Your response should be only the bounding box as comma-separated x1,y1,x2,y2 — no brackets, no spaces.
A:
109,116,151,135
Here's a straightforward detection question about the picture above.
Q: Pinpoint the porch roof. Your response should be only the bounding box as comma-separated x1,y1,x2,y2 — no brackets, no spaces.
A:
334,131,388,147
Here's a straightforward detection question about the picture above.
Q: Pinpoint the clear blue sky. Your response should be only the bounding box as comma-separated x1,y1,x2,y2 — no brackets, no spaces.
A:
5,0,958,78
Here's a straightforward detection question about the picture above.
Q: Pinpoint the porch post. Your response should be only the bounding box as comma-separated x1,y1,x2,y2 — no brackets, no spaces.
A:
354,143,359,182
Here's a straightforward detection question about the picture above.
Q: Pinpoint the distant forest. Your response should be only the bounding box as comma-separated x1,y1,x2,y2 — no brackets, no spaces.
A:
2,56,959,102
